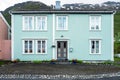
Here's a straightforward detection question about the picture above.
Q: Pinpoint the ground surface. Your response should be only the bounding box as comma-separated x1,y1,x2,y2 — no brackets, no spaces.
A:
0,63,120,80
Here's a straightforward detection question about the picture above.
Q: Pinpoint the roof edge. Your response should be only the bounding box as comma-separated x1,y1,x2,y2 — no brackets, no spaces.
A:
0,12,11,30
10,10,115,14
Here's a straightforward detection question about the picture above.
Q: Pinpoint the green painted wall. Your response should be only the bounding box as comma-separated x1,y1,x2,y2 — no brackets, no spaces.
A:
12,13,113,61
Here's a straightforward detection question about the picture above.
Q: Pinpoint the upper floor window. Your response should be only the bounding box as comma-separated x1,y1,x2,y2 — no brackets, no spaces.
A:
36,16,47,30
56,16,68,30
90,39,101,54
23,16,34,30
90,16,101,30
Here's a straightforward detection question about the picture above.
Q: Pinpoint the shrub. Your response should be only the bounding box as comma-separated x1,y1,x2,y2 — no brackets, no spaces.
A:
104,60,113,65
33,60,42,64
12,58,20,63
77,60,83,64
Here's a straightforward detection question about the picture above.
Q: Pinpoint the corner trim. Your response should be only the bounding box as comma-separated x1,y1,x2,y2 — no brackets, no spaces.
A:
52,14,55,59
111,14,114,61
11,15,14,61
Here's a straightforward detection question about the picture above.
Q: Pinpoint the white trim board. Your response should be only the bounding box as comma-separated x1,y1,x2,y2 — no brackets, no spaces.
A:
11,15,14,61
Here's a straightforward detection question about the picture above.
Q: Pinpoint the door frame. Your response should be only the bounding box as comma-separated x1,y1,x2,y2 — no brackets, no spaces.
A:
55,39,69,60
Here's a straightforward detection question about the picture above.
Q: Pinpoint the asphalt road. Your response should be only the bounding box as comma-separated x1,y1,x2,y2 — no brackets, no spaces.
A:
0,76,120,80
0,74,120,80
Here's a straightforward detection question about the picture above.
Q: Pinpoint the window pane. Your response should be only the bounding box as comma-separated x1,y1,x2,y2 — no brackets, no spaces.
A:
37,17,42,30
42,19,45,30
96,41,99,53
42,41,46,53
25,41,28,53
24,17,29,30
29,41,33,53
58,17,62,29
37,41,41,53
63,17,66,29
91,41,95,53
29,17,33,30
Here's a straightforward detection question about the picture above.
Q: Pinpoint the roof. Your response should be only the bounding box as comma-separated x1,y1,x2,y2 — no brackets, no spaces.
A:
0,12,11,31
11,10,115,14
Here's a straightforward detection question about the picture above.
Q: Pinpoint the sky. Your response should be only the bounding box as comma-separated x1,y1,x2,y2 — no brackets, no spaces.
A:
0,0,120,11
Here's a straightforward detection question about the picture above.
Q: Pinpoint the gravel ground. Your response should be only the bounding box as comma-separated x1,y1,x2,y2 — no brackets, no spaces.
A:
0,63,120,80
0,63,120,75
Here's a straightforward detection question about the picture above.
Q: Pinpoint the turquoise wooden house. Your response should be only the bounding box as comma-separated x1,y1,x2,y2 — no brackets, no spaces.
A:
11,2,115,61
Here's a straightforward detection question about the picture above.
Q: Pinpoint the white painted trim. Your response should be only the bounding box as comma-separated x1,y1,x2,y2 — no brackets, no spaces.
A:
35,16,47,31
52,14,55,59
55,40,69,60
22,16,34,31
56,16,68,30
36,40,47,54
22,40,34,54
11,15,14,61
89,39,101,55
89,15,101,31
111,14,114,61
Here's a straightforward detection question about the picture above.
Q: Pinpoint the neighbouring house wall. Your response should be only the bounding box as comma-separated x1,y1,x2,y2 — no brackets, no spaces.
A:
0,16,9,40
0,40,11,60
0,14,11,60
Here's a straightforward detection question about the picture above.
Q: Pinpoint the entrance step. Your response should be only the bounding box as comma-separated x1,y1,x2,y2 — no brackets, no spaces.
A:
54,60,72,64
55,61,71,64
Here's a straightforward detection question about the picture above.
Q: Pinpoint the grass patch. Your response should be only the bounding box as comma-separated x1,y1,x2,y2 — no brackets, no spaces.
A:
0,60,11,66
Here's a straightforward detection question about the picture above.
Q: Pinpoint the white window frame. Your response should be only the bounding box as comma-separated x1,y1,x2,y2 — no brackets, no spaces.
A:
22,40,34,54
23,16,34,31
36,40,47,54
36,16,47,31
56,16,68,30
89,39,101,54
89,15,101,31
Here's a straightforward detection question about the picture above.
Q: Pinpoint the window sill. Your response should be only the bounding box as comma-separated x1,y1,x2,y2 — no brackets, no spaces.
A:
56,30,68,31
36,53,47,54
22,30,48,32
22,53,34,54
35,30,48,32
22,30,35,32
89,53,101,55
89,30,101,32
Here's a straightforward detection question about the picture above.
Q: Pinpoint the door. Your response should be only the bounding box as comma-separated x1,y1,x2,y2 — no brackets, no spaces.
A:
57,41,67,60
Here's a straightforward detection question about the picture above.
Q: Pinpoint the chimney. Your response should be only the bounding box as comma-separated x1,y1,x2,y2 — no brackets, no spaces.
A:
55,1,61,10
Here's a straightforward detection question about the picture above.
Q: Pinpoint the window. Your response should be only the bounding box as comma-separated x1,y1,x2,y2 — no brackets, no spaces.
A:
56,16,68,30
90,16,101,30
23,40,34,54
23,16,34,30
36,16,47,30
36,40,47,54
90,39,101,54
